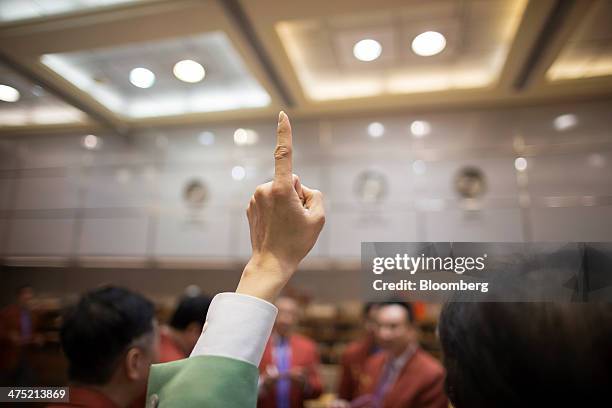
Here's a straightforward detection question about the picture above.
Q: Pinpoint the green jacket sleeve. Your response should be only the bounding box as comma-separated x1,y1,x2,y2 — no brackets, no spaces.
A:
146,355,259,408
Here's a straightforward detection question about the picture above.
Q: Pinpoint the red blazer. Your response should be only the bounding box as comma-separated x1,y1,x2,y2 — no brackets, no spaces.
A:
258,333,323,408
355,348,448,408
157,328,187,363
338,334,378,400
0,304,40,372
47,387,120,408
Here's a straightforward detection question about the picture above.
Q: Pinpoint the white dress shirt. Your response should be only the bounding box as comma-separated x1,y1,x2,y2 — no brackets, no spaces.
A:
190,292,278,366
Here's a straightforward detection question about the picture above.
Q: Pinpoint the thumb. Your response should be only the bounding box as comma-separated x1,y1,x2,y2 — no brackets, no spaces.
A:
301,185,325,219
293,174,304,203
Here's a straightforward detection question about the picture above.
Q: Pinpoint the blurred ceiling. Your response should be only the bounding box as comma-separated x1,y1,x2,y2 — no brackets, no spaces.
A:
0,0,611,134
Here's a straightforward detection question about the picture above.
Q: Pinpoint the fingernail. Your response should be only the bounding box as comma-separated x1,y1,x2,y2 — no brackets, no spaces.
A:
278,111,286,123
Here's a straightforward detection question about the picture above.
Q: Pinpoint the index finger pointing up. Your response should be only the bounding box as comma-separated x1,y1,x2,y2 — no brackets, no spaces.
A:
274,111,293,183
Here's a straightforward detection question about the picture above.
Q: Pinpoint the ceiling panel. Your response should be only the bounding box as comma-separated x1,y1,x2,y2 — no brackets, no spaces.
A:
275,0,527,101
547,0,612,81
0,62,87,127
40,32,271,119
0,0,144,23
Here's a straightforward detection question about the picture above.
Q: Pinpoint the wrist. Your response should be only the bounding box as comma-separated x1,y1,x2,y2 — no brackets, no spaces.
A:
235,254,296,303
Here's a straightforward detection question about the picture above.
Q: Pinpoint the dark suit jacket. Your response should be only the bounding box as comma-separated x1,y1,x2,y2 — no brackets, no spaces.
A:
356,348,448,408
258,333,323,408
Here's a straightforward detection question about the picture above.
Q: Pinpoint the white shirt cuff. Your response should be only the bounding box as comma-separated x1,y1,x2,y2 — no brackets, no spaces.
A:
189,292,278,366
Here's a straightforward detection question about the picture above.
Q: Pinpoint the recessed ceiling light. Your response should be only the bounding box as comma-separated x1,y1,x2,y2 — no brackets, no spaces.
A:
0,84,20,102
410,120,431,137
233,128,258,146
353,39,382,62
553,113,578,131
129,67,155,89
173,59,205,83
231,165,246,181
82,134,100,150
514,157,527,172
411,31,446,57
368,122,385,138
412,160,426,175
198,131,215,146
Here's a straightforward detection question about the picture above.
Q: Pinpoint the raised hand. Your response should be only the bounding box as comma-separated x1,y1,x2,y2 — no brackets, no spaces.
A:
236,111,325,302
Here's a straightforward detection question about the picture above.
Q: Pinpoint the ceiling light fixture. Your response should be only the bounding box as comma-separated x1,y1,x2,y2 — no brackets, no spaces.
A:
411,31,446,57
412,160,426,175
353,39,382,62
173,59,205,83
82,134,100,150
410,120,431,137
233,128,258,146
198,131,215,146
553,113,578,131
0,84,20,102
368,122,385,138
231,165,246,181
514,157,527,172
129,67,155,89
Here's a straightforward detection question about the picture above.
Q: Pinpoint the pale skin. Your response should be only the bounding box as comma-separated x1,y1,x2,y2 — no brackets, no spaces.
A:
236,111,326,303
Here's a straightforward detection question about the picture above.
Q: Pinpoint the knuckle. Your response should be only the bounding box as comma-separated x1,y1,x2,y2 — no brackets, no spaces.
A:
254,185,265,198
311,214,325,228
274,144,292,160
271,182,289,197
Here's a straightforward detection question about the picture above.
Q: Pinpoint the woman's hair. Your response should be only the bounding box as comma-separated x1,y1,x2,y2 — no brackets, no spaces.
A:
439,301,612,407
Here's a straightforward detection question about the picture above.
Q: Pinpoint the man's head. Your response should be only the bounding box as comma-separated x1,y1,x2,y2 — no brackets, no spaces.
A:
363,302,380,335
17,285,34,308
439,302,612,408
274,296,300,338
169,295,212,353
375,301,415,356
60,286,158,403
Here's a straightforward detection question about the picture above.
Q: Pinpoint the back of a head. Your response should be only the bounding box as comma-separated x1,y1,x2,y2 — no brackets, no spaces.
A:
169,295,212,331
439,302,612,407
60,286,155,385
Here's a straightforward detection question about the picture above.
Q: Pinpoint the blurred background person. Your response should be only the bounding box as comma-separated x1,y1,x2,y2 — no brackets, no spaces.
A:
158,294,212,363
259,295,323,408
49,286,158,408
332,301,447,408
0,284,44,386
336,302,380,401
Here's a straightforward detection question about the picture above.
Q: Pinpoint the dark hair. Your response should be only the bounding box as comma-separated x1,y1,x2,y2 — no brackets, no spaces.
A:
439,302,612,408
378,300,414,323
17,284,32,294
362,302,378,317
60,286,155,385
169,295,212,330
